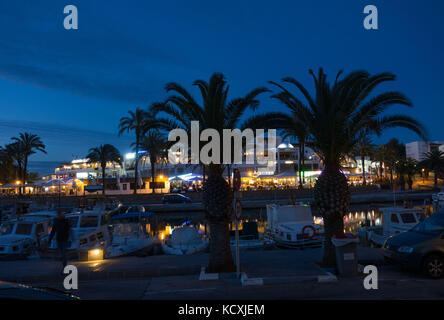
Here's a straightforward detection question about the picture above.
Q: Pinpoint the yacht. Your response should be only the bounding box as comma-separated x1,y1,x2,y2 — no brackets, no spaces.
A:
162,226,208,255
0,215,52,258
105,211,159,258
365,207,426,247
265,203,324,248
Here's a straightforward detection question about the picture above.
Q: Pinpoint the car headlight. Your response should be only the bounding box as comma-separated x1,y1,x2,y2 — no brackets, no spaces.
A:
397,246,414,254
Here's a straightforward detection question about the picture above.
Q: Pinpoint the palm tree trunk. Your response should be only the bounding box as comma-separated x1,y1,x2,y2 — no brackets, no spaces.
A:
207,218,235,273
361,154,366,186
390,167,394,188
23,156,28,194
379,161,383,179
322,215,344,266
202,170,235,273
151,159,156,194
227,165,231,187
434,170,438,188
102,165,106,195
134,138,139,195
314,163,350,267
301,141,306,184
298,143,303,188
17,163,22,195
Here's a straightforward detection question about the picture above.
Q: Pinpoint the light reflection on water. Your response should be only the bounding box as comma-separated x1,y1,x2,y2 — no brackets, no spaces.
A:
152,209,383,237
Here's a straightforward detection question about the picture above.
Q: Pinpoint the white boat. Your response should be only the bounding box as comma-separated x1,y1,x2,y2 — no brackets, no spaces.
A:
44,209,112,257
105,211,159,258
162,226,208,255
0,215,52,258
367,207,426,247
265,204,324,248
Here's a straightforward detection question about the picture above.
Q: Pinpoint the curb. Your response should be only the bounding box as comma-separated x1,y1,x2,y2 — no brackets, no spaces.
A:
4,266,202,284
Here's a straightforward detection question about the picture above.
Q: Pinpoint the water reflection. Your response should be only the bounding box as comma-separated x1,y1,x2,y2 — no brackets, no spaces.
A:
151,209,383,238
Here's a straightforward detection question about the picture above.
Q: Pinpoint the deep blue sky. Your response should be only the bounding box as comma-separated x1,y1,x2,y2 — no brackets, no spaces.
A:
0,0,443,161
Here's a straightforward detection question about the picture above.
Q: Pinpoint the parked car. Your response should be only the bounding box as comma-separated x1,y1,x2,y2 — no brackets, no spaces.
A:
432,192,444,202
383,211,444,279
162,194,192,204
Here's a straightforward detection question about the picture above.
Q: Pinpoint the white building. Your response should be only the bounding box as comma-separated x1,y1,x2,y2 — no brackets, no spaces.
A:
406,141,444,161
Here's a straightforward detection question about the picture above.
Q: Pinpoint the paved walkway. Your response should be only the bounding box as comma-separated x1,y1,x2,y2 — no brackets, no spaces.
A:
3,246,443,300
0,246,383,283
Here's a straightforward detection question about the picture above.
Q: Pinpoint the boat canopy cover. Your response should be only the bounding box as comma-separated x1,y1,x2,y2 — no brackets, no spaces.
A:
266,204,313,229
170,227,202,246
110,211,156,220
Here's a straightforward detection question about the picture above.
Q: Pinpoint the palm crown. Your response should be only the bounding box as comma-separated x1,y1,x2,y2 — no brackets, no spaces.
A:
150,73,270,172
87,144,121,194
270,68,427,167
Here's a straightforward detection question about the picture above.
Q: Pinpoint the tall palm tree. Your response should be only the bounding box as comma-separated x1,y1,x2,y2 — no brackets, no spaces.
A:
150,73,270,272
350,131,375,186
270,68,427,266
11,133,46,192
384,139,407,188
139,131,168,193
5,142,25,193
404,158,419,190
373,144,388,180
279,114,310,188
118,108,149,194
0,146,17,183
420,150,444,189
86,144,122,195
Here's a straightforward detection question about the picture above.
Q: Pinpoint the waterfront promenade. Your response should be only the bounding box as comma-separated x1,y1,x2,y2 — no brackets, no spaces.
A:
2,246,443,300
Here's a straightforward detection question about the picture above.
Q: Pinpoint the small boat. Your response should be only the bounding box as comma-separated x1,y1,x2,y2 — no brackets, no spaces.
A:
0,215,52,258
265,203,324,248
43,208,112,258
105,211,159,258
365,207,426,247
162,226,208,255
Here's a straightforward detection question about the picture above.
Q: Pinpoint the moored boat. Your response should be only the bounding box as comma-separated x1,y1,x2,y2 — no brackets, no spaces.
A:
162,226,208,255
265,203,324,248
105,211,159,258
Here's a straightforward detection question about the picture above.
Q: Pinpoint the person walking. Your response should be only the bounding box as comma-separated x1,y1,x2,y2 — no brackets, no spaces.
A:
49,211,71,273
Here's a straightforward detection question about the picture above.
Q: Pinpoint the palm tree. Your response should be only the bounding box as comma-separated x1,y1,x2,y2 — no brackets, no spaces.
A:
350,131,375,186
270,68,427,266
373,144,388,180
420,150,444,189
383,139,407,188
86,144,122,195
150,73,270,272
139,131,168,193
279,114,310,188
118,108,149,194
5,142,25,193
404,158,419,190
0,146,17,183
11,133,46,193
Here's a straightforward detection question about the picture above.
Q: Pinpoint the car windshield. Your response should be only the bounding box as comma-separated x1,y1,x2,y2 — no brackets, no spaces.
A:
79,216,98,228
0,224,14,235
15,223,33,235
413,214,444,235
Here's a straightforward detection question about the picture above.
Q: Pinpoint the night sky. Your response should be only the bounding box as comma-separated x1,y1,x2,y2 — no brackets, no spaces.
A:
0,0,443,161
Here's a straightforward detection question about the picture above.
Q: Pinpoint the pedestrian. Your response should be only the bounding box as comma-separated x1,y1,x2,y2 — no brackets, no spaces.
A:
49,210,71,274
